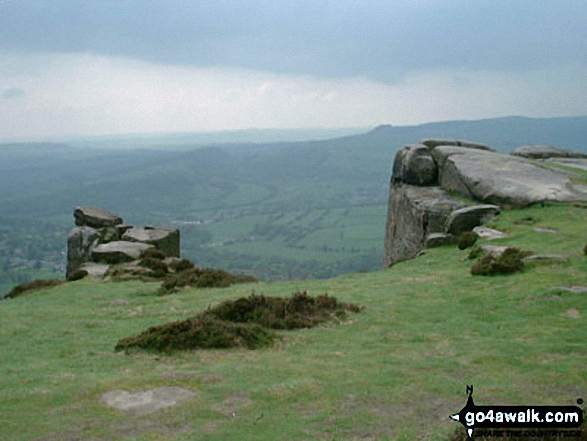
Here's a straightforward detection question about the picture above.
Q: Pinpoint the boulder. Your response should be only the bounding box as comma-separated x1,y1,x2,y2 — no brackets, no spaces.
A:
424,233,457,248
420,139,493,151
92,241,154,264
384,183,466,267
432,146,587,206
391,144,438,185
122,226,180,257
511,145,587,159
545,157,587,172
67,226,101,279
79,262,110,278
445,205,500,236
74,206,123,229
472,226,507,240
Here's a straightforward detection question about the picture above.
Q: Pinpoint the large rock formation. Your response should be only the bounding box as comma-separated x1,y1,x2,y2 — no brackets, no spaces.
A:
66,206,180,279
384,140,587,267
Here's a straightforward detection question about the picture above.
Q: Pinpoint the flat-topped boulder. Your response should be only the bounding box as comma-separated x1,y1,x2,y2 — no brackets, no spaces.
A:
92,241,154,264
74,206,123,229
445,205,501,236
419,138,493,151
511,145,587,159
122,226,180,258
384,139,587,267
432,146,587,205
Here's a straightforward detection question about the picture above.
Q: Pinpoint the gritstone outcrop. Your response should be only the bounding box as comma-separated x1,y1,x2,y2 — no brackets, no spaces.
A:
384,140,587,267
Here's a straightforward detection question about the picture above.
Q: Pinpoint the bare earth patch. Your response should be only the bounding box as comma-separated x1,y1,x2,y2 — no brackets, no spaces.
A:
100,386,195,415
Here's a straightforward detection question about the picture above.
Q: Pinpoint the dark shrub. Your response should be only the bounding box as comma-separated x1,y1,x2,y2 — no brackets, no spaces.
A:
68,269,88,281
458,231,479,250
140,257,168,274
159,268,257,295
467,245,483,260
584,244,587,256
116,291,362,353
471,247,527,276
140,248,166,260
207,291,362,330
115,316,274,353
4,279,64,299
172,258,195,272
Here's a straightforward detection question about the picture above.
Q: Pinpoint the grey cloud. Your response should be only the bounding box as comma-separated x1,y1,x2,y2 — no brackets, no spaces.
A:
2,87,25,99
0,0,586,83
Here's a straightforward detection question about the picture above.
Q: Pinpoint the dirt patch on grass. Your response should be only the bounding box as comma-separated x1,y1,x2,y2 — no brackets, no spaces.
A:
211,392,252,418
116,291,362,353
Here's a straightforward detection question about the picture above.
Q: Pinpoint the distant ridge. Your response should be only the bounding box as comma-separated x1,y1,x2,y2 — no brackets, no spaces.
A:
365,115,587,152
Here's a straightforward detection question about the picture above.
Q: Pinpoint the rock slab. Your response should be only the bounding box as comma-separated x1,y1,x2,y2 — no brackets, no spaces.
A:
101,387,195,415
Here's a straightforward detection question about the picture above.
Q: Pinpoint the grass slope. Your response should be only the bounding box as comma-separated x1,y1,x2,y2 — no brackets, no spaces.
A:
0,204,586,440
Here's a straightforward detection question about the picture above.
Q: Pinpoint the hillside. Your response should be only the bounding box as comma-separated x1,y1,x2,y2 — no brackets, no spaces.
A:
1,203,585,440
1,116,587,296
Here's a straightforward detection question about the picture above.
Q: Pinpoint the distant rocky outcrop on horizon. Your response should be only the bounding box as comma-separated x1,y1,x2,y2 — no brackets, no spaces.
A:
67,206,180,280
384,141,587,267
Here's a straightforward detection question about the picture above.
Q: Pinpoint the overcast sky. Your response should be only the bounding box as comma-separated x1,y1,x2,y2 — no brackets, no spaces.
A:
1,0,586,139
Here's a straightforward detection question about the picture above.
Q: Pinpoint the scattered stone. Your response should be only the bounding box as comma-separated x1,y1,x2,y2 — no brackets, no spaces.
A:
511,145,587,159
562,309,582,319
523,254,569,263
92,241,154,264
550,286,587,294
445,205,501,236
74,206,123,229
472,226,506,240
424,233,457,248
79,262,110,278
479,245,511,258
122,226,180,258
67,226,101,279
534,227,557,234
100,387,195,415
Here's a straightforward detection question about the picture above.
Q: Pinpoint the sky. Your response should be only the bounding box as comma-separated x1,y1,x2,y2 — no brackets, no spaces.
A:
1,0,587,140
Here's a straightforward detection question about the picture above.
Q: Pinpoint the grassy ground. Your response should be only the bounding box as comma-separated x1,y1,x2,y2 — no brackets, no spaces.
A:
1,203,586,440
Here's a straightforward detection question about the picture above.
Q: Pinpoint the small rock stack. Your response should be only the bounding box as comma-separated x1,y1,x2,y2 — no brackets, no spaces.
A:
67,206,180,280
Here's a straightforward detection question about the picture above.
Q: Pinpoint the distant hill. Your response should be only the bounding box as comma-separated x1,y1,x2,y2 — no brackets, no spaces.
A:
1,115,586,293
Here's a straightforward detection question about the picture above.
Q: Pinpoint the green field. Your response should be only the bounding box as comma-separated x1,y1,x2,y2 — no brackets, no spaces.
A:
1,203,585,440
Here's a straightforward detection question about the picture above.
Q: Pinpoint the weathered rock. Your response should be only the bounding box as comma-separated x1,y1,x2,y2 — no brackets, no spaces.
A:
545,157,587,172
550,286,587,294
424,233,457,248
79,262,110,278
523,254,569,263
511,145,587,159
122,226,180,257
479,245,511,258
74,206,123,228
392,144,438,185
384,183,466,267
100,387,195,415
92,241,154,264
420,139,493,151
472,226,507,240
67,226,101,279
432,146,587,205
100,226,120,243
445,205,500,236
